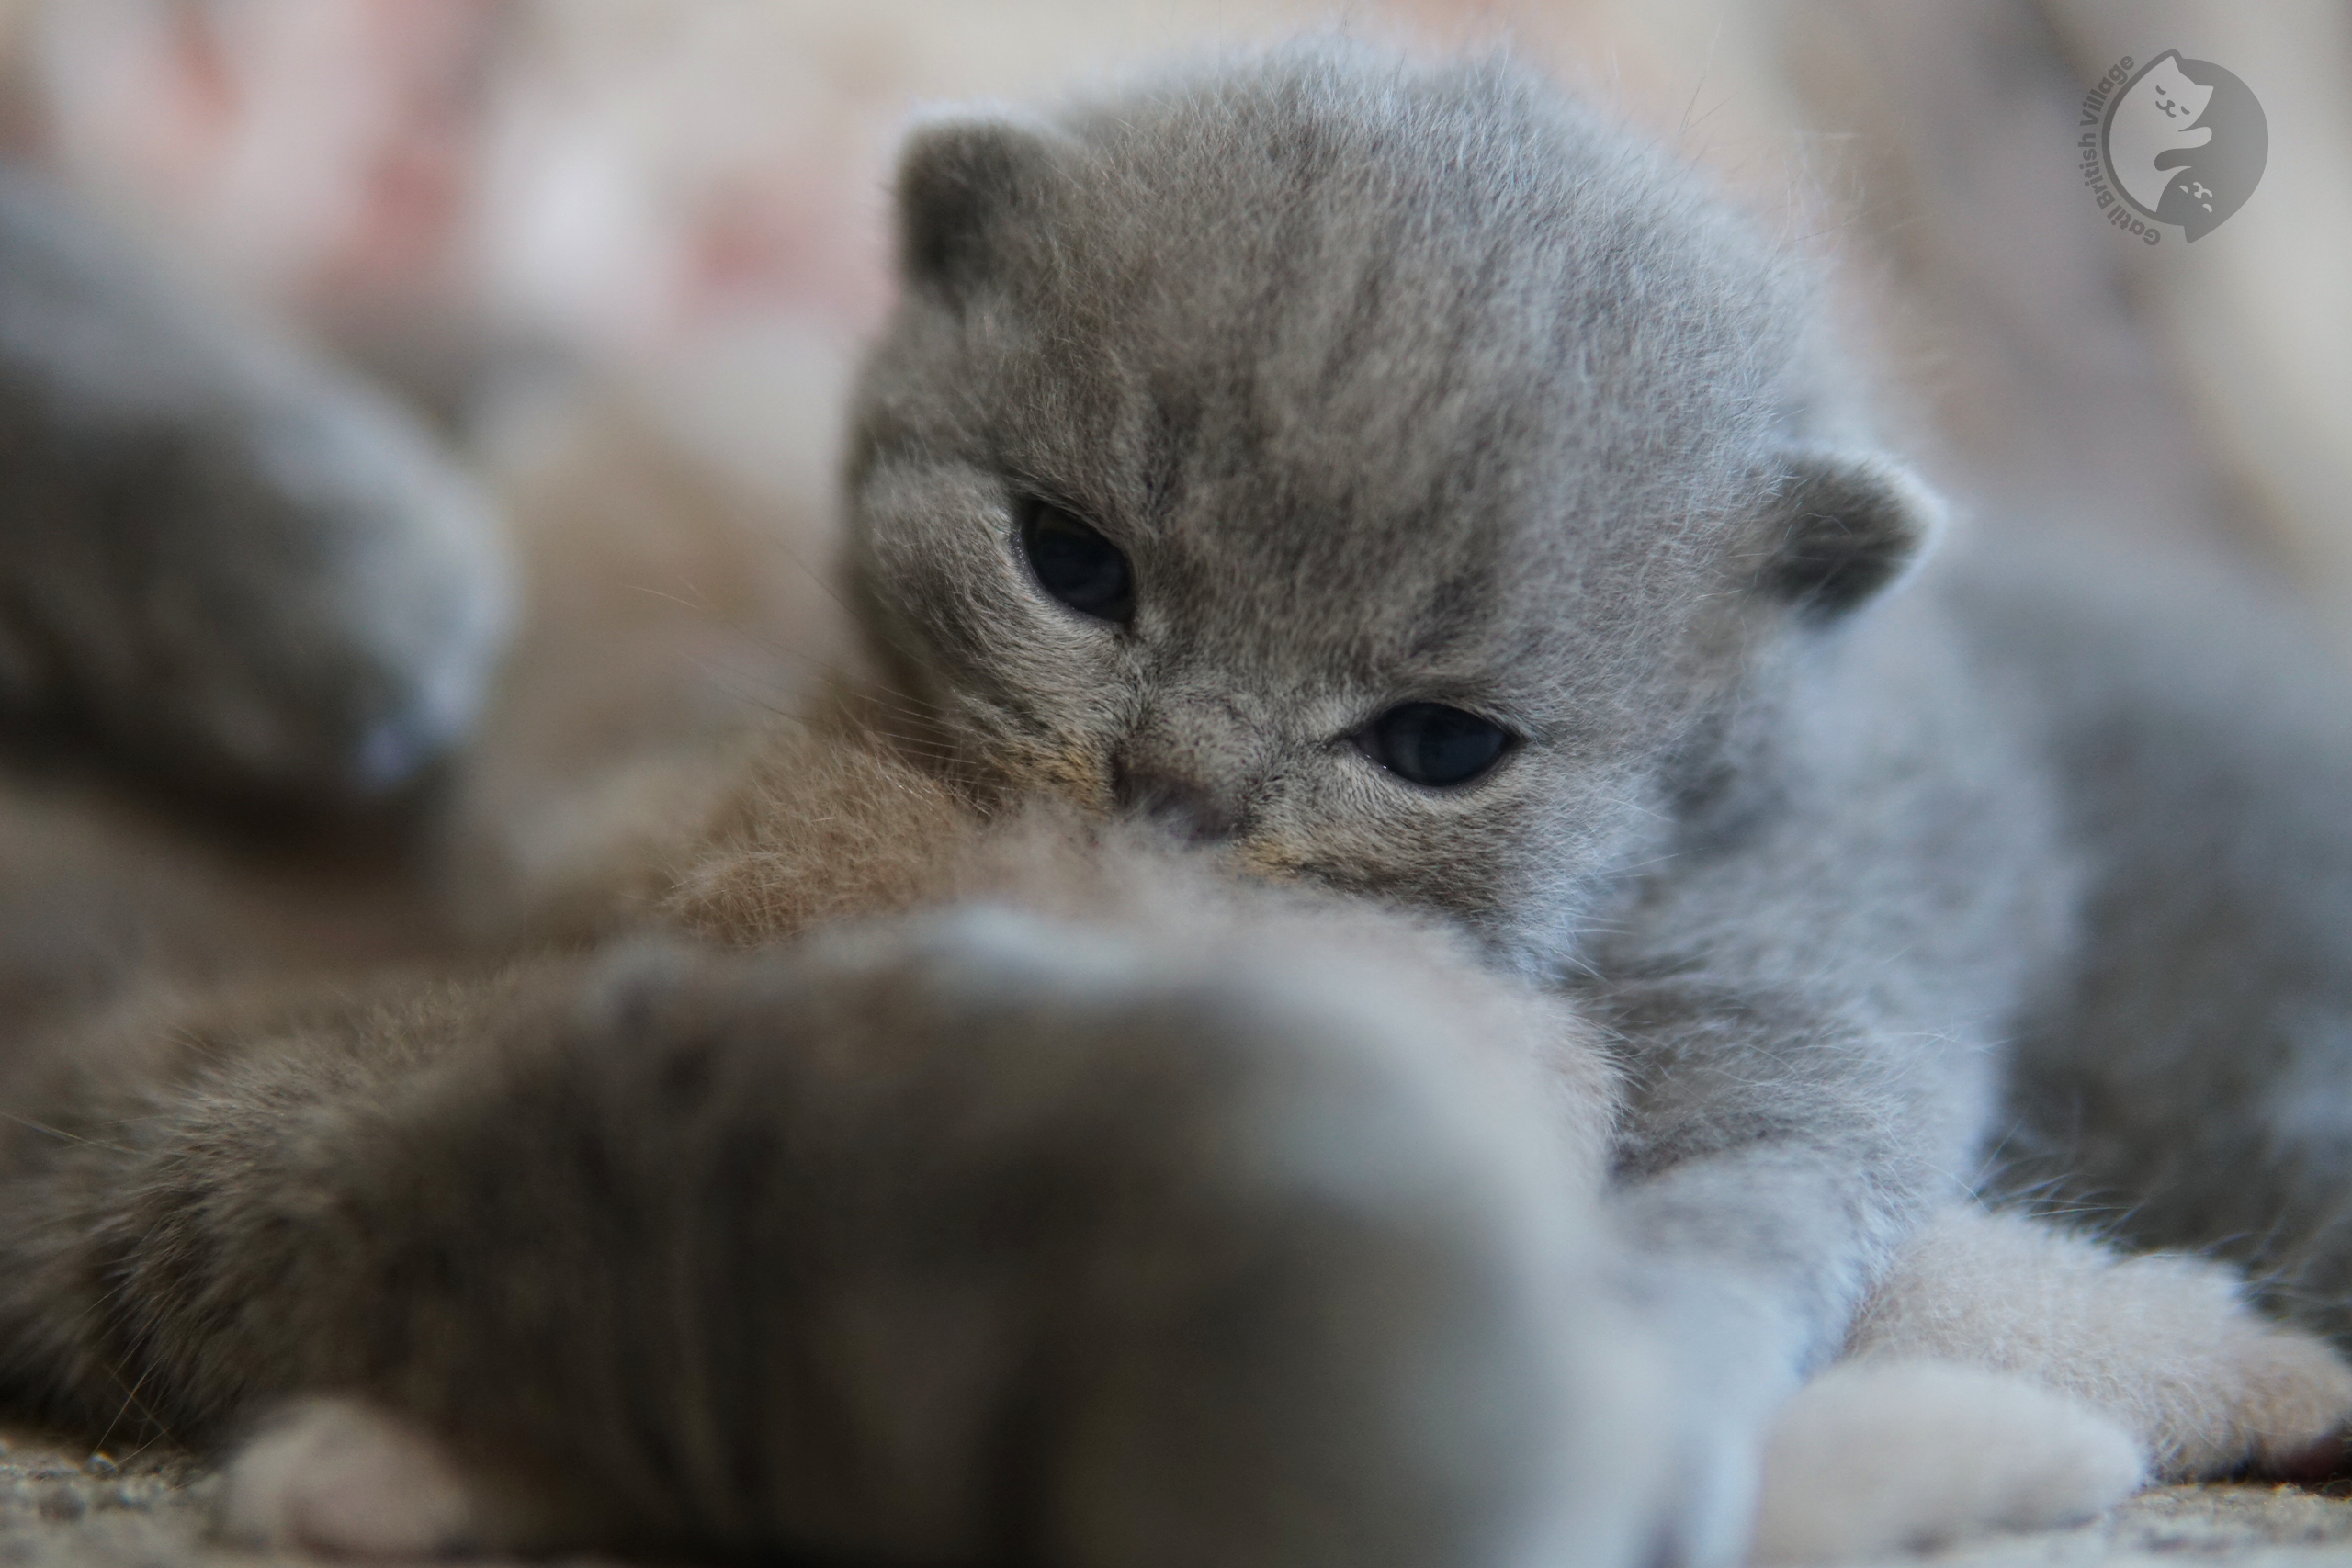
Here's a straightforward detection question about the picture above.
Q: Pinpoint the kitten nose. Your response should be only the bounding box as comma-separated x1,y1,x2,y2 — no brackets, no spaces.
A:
1111,760,1240,841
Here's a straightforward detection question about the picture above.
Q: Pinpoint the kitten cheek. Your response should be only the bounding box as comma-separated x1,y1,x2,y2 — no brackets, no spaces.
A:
984,734,1117,811
1229,835,1313,883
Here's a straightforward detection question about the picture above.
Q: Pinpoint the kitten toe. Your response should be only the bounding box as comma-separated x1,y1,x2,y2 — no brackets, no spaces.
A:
2184,1317,2352,1479
219,1396,489,1557
2253,1427,2352,1485
1748,1359,2144,1565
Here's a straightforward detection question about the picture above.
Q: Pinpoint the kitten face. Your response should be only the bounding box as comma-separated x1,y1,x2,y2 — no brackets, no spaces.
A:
846,49,1929,965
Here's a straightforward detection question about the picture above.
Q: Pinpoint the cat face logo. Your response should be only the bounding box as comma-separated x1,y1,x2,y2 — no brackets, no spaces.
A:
2097,51,2267,241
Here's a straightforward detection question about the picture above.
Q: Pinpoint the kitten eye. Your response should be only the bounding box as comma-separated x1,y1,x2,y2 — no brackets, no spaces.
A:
1019,498,1134,623
1360,703,1513,789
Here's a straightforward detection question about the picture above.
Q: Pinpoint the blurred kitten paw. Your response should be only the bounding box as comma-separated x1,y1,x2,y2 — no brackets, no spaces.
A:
1748,1359,2143,1564
219,1396,489,1557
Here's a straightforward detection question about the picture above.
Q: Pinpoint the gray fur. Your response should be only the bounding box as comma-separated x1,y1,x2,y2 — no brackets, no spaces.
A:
1956,552,2352,1326
0,39,2348,1568
846,44,2083,1558
0,162,512,803
0,852,1664,1567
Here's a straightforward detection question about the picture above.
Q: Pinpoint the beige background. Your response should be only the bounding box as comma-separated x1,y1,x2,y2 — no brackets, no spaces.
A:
5,1,2345,615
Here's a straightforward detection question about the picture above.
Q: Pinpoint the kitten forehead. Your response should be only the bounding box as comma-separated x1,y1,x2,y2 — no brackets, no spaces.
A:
1009,51,1809,553
855,44,1840,712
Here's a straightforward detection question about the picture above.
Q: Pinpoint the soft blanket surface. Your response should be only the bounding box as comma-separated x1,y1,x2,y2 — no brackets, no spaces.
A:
4,1427,2348,1568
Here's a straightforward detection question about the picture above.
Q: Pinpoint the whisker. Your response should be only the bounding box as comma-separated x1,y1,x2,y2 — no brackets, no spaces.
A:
0,1111,135,1157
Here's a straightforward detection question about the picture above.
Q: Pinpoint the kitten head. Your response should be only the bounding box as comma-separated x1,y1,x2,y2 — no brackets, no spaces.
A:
844,46,1938,967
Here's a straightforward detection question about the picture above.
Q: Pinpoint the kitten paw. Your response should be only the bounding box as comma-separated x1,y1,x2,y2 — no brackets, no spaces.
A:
200,908,1668,1566
0,168,514,805
2180,1314,2352,1479
1850,1207,2352,1478
1749,1360,2143,1564
440,912,1672,1566
219,1396,489,1557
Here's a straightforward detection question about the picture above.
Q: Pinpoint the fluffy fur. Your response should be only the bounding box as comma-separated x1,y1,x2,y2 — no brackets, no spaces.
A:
190,725,2352,1562
0,39,2349,1568
1749,1359,2143,1564
840,44,2077,1561
0,162,511,803
828,43,2352,1556
1,784,1663,1565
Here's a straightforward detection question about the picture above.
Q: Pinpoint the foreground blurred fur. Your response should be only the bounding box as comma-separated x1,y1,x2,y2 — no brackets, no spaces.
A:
3,41,2352,1568
3,716,2338,1565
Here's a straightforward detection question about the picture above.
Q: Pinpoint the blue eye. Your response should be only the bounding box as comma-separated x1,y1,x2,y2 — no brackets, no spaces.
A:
1362,703,1512,788
1020,499,1133,623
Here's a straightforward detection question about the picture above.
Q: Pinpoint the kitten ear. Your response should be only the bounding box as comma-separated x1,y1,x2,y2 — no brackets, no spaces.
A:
894,110,1064,301
1756,446,1945,623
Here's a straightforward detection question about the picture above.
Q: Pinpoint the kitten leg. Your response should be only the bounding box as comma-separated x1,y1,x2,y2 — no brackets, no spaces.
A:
1847,1205,2352,1478
1593,987,1995,1568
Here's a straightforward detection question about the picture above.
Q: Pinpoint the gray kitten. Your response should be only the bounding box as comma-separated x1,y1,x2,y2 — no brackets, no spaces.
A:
848,43,2053,1561
842,40,2352,1554
3,40,2350,1568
